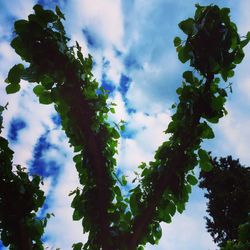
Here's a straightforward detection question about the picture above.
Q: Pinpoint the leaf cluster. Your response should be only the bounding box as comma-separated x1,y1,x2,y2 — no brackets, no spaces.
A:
175,4,250,81
0,105,47,249
5,4,126,249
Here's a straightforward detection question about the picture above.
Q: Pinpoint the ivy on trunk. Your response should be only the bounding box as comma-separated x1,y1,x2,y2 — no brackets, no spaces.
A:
1,3,249,250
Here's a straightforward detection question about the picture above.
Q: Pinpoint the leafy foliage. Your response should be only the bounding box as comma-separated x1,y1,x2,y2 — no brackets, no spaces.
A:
221,215,250,250
176,4,249,81
199,156,250,247
0,105,47,250
2,3,249,250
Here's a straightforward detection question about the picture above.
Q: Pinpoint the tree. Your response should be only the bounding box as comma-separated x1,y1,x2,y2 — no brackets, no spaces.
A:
1,3,249,250
199,156,250,248
222,214,250,250
0,105,47,249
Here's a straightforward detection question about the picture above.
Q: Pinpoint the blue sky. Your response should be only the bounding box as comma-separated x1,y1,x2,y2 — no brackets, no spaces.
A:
0,0,250,249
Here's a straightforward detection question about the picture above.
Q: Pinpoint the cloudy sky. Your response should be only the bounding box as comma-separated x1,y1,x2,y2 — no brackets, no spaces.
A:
0,0,250,249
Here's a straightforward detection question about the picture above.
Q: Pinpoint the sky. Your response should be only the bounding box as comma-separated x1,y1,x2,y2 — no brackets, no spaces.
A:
0,0,250,249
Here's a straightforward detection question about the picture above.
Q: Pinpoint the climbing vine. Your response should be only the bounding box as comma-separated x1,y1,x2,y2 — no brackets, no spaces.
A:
2,3,249,250
0,105,47,250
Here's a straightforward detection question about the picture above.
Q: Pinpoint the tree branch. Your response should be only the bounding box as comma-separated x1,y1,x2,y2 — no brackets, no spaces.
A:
59,80,114,249
127,76,214,249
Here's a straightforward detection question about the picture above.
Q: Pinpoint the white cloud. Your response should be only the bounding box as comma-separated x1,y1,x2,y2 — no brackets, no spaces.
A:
217,105,250,165
109,91,129,122
238,75,250,100
44,158,88,249
117,110,171,177
0,0,35,19
145,200,216,250
213,1,250,165
64,0,124,50
2,86,55,166
0,42,19,72
105,49,124,85
238,1,250,35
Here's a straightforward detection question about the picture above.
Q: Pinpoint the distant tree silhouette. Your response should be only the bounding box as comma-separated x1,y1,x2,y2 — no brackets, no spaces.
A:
222,214,250,250
199,156,250,247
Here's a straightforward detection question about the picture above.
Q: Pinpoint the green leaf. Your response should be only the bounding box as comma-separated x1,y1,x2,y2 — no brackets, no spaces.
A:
166,121,176,133
240,38,249,48
221,70,228,82
228,70,234,78
211,95,226,111
159,209,172,223
40,75,54,89
214,77,220,84
194,4,205,20
218,88,227,97
33,85,45,96
114,186,122,197
200,161,213,172
76,41,81,51
153,224,162,242
5,83,20,94
176,202,185,214
178,18,194,35
166,201,176,217
174,37,182,47
77,51,84,64
207,116,220,124
183,71,193,83
39,91,52,105
110,107,115,114
176,87,182,95
56,6,65,20
73,209,83,221
120,124,125,131
34,4,57,23
220,8,230,24
121,175,127,186
72,242,83,250
7,64,24,85
14,20,29,33
178,46,190,63
73,154,82,163
112,129,120,139
74,145,82,153
200,122,215,139
130,191,139,216
198,149,213,172
11,37,27,59
198,149,209,162
247,31,250,40
33,4,44,14
234,49,245,64
33,220,44,236
187,174,198,185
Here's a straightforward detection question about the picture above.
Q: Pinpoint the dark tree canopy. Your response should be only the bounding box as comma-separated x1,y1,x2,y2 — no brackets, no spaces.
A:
199,156,250,247
222,215,250,250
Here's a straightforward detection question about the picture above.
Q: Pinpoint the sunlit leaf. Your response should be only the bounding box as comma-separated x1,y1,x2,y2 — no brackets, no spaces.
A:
174,37,182,47
187,174,198,185
7,64,24,85
5,83,20,94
